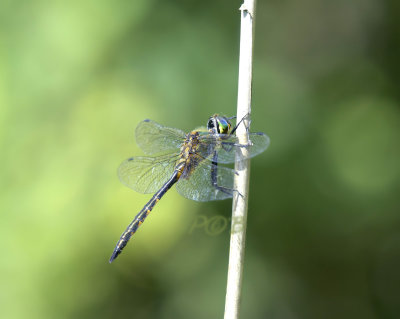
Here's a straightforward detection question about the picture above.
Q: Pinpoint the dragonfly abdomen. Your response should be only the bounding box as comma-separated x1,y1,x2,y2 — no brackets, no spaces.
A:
109,171,180,263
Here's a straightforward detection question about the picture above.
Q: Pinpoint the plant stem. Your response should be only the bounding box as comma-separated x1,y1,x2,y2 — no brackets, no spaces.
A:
224,1,256,319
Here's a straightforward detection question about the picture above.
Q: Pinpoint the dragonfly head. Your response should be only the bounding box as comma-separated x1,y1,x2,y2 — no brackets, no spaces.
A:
207,115,232,135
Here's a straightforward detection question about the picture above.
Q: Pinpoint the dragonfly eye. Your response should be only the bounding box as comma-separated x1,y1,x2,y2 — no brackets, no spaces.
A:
216,117,230,134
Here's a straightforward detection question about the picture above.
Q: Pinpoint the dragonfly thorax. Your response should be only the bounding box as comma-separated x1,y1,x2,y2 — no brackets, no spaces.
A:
176,131,202,179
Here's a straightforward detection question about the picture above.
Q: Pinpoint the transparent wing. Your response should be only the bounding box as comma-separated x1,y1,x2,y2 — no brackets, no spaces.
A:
118,154,179,194
176,161,235,202
197,132,270,164
135,119,186,155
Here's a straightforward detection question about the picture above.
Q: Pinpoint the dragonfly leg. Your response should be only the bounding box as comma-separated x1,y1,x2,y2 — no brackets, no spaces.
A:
210,152,243,198
222,114,254,151
230,113,251,135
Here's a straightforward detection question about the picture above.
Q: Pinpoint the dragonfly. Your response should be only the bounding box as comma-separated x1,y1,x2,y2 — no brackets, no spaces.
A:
109,114,270,263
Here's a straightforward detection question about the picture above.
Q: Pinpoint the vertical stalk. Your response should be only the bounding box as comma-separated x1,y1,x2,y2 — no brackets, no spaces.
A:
224,1,256,319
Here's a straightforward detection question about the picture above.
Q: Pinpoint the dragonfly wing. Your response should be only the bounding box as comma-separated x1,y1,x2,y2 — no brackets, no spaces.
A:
135,119,186,155
176,161,235,202
118,154,178,194
198,132,270,164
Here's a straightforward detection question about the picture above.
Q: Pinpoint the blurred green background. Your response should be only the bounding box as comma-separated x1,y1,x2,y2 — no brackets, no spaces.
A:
1,0,400,318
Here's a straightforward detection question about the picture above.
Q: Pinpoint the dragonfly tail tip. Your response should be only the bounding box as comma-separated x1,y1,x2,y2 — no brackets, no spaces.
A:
109,249,120,263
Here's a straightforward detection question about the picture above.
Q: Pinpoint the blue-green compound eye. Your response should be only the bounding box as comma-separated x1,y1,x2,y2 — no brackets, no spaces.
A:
216,117,231,134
